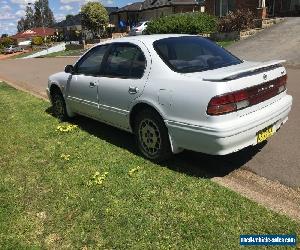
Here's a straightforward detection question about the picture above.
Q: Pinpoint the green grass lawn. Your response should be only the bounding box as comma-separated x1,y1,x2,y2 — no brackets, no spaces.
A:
0,82,299,249
216,40,235,47
43,49,87,58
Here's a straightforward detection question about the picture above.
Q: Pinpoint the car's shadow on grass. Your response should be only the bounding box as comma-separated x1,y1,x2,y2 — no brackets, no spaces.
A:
48,108,266,179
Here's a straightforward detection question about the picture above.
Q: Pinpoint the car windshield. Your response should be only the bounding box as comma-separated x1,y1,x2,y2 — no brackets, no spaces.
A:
153,36,242,73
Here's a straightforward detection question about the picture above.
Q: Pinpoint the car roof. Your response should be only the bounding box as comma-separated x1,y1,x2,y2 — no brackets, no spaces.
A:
99,34,196,47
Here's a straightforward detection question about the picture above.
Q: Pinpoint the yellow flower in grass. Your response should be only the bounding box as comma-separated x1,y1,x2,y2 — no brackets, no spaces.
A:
56,124,78,132
87,171,109,186
60,153,70,161
128,166,142,177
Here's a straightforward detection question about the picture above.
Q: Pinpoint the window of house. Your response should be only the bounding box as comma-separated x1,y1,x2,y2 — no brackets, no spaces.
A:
215,0,235,16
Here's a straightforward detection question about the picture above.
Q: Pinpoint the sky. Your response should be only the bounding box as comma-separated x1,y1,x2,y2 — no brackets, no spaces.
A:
0,0,133,35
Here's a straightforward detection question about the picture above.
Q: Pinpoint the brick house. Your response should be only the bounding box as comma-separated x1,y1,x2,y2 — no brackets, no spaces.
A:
55,7,118,41
111,0,204,31
12,27,56,43
205,0,300,17
111,2,143,30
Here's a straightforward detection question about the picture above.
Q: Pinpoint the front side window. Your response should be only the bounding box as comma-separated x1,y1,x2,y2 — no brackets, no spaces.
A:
76,45,108,76
103,44,146,79
153,36,242,73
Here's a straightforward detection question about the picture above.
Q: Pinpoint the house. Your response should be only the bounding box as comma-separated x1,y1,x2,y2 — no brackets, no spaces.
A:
205,0,300,17
12,27,56,43
55,7,119,41
110,2,143,30
141,0,203,20
110,0,205,31
55,14,83,41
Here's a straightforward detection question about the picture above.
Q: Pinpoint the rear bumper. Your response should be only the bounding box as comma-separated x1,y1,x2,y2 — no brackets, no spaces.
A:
166,95,293,155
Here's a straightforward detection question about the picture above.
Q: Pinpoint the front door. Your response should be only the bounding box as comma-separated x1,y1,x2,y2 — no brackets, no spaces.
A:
98,42,150,129
66,45,109,119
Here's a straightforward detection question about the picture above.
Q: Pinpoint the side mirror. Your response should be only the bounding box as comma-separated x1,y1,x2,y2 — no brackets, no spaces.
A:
65,65,74,74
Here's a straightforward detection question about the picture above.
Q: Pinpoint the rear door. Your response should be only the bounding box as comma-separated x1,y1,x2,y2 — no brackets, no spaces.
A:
98,42,150,129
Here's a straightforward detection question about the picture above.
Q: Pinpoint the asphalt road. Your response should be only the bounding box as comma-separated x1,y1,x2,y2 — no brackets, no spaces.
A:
0,57,299,187
0,57,77,98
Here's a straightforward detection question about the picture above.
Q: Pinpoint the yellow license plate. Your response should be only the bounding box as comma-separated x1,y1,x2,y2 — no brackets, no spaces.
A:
257,125,274,143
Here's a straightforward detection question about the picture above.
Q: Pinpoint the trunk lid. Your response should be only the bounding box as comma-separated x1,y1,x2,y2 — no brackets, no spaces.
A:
185,60,288,117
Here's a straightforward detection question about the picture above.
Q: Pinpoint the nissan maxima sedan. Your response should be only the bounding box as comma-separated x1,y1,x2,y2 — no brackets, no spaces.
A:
47,35,292,162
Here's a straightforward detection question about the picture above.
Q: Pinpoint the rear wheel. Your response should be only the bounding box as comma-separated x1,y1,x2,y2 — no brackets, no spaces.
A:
51,92,69,121
134,109,172,162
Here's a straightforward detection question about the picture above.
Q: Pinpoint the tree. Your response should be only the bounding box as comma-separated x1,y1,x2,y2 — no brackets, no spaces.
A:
25,5,35,29
1,34,8,38
34,0,55,28
0,37,17,47
81,2,109,38
66,14,74,20
16,0,55,32
17,18,27,32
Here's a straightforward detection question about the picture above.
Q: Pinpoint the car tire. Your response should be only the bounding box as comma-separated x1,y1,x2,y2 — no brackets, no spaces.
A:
134,108,172,162
51,92,69,121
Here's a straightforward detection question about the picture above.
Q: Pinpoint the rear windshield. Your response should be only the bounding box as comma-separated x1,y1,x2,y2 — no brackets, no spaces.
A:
153,36,242,73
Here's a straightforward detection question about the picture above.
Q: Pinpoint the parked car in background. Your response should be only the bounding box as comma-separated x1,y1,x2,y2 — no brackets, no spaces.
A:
4,45,23,54
47,35,292,162
129,21,148,36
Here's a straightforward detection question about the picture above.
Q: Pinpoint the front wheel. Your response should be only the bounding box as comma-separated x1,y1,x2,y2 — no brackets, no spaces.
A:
134,109,172,162
51,92,69,121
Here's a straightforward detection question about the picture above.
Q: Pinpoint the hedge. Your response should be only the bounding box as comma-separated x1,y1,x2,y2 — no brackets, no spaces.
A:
146,12,218,35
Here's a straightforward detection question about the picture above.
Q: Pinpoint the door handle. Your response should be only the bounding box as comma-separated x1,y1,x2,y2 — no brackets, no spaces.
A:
89,82,96,88
128,86,139,94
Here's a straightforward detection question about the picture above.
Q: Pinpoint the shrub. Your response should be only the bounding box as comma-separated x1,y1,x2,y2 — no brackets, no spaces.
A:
218,9,256,32
0,37,17,47
0,44,4,54
32,36,44,46
65,43,84,51
146,12,218,35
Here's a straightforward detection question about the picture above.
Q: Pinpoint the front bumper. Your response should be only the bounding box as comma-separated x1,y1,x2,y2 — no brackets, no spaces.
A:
166,95,293,155
46,87,51,102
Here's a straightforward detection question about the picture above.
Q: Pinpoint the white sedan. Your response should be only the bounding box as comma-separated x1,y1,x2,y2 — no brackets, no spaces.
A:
47,34,293,162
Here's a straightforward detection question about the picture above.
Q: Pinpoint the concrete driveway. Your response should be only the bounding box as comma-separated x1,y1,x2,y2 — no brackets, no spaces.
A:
227,17,300,66
225,17,300,187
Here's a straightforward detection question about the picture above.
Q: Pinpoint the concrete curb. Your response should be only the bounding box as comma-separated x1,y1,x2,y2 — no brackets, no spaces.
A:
213,169,300,222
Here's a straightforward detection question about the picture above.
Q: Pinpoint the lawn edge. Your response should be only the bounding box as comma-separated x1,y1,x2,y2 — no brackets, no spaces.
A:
0,78,48,101
213,169,300,222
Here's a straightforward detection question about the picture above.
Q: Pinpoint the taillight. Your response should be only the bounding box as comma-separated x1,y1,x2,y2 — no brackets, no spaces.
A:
207,74,287,116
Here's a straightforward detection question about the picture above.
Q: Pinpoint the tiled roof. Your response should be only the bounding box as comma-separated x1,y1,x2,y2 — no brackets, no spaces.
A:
113,2,143,13
142,0,199,10
55,14,82,28
55,7,119,28
13,27,55,39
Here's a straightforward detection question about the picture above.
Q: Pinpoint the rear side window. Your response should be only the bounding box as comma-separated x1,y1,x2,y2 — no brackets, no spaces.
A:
153,36,242,73
103,44,146,79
